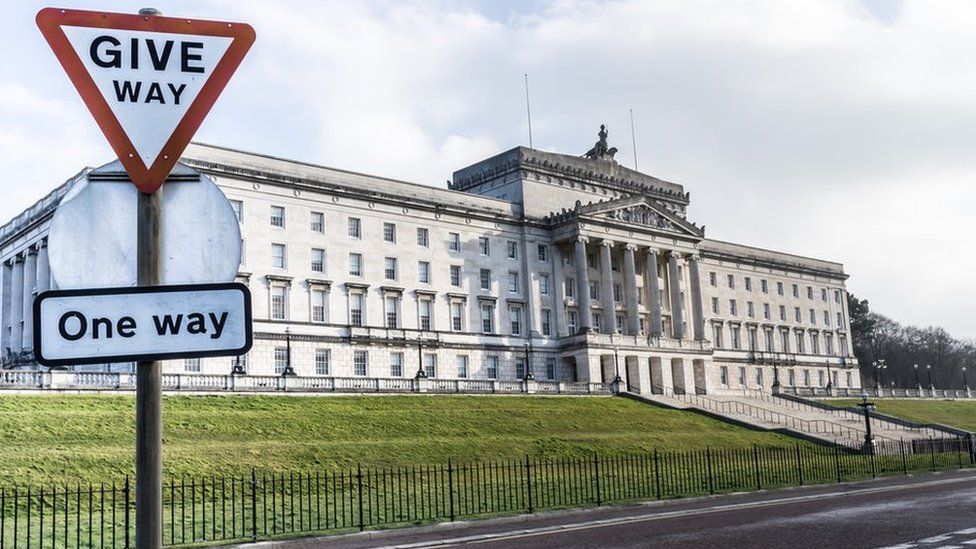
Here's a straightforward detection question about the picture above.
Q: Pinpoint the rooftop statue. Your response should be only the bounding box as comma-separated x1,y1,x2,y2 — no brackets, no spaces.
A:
583,124,618,160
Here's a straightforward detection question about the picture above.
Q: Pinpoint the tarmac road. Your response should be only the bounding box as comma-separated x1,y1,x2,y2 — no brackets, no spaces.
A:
242,469,976,549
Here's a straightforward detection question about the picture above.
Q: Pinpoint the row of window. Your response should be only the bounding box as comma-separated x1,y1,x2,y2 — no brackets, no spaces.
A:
719,365,853,389
708,271,843,304
710,297,845,328
712,323,850,356
236,200,553,261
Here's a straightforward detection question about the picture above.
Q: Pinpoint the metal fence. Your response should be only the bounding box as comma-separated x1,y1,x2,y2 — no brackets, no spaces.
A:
2,438,974,547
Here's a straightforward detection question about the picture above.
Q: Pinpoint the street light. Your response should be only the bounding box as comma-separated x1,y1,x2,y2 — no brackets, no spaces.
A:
825,359,833,394
856,391,875,455
523,340,534,381
926,364,934,391
612,345,623,393
282,327,296,376
414,337,427,379
914,364,921,391
962,366,969,396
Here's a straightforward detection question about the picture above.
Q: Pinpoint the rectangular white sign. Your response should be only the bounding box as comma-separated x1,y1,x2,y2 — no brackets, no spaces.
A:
33,283,252,367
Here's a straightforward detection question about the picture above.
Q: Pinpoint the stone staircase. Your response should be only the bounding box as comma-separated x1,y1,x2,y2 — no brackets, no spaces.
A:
628,388,963,451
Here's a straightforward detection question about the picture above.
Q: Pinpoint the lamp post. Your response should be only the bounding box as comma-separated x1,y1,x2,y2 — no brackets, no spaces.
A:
282,327,296,376
231,354,246,375
612,345,623,394
914,364,921,393
414,337,427,379
926,364,934,392
523,340,534,380
963,366,970,398
825,360,833,395
772,357,781,392
856,392,875,455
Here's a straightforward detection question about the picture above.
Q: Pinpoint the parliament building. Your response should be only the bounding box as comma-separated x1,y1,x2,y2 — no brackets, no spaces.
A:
0,128,861,395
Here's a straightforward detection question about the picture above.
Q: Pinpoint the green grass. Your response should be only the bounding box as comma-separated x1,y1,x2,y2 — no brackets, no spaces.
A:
0,394,810,484
825,399,976,432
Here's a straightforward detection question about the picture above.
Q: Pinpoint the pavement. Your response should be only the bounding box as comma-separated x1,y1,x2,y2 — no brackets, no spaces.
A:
233,469,976,549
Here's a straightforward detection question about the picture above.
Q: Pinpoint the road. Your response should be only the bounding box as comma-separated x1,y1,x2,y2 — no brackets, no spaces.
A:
242,470,976,549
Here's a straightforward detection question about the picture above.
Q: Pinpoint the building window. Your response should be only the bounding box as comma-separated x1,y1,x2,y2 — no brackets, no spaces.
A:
727,274,735,289
781,331,790,353
349,293,364,326
541,309,551,336
763,303,770,320
383,222,396,243
568,311,578,333
821,288,828,301
315,349,330,375
748,327,758,351
419,299,433,330
390,352,403,377
184,358,200,372
788,369,796,386
823,310,830,326
310,211,324,233
486,356,499,379
834,290,841,304
539,274,550,295
709,271,717,286
613,284,622,303
448,232,460,252
271,243,287,269
589,282,599,300
270,205,285,228
274,347,288,374
738,366,746,387
271,286,287,320
777,281,784,296
545,358,556,380
711,297,719,314
593,313,602,332
384,257,397,280
825,334,834,355
720,366,728,386
756,368,763,387
731,327,741,350
424,354,437,378
729,299,737,316
418,261,431,284
480,269,491,291
837,312,844,327
779,305,787,321
457,355,469,378
311,289,327,322
713,325,723,348
347,217,361,238
479,237,490,256
506,240,518,259
515,358,526,380
417,227,429,247
230,199,243,223
481,303,495,334
537,244,548,262
747,301,755,318
792,284,799,298
811,333,820,355
807,286,813,300
508,272,519,293
745,277,752,292
765,329,774,352
451,302,464,331
509,305,523,335
615,315,624,334
311,248,325,273
450,265,461,287
353,351,368,376
794,307,801,322
845,371,852,387
565,278,575,298
349,253,363,276
760,279,768,293
384,296,400,328
809,308,816,324
795,332,805,354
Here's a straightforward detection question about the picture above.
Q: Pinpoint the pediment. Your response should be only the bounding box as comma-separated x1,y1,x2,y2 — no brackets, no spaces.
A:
581,198,704,237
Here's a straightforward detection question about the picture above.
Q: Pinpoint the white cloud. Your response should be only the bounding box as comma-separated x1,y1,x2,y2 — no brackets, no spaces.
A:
3,0,973,336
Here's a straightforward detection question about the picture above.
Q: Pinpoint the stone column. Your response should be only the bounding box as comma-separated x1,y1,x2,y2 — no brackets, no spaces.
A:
687,254,705,341
667,251,685,339
1,260,11,360
573,237,593,333
9,255,24,355
36,240,51,294
552,246,568,336
598,240,615,334
622,245,640,335
22,247,37,351
646,248,663,337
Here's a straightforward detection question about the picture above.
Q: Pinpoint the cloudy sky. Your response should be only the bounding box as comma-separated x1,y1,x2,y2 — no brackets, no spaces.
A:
2,0,973,337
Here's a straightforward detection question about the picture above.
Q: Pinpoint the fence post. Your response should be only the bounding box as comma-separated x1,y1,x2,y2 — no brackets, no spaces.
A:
448,459,456,522
900,440,908,475
706,448,714,495
930,441,937,472
969,433,975,466
752,446,761,491
593,452,602,506
250,469,258,542
958,437,964,469
794,444,803,486
834,445,841,483
525,456,534,514
357,464,365,532
653,449,662,500
124,475,131,548
869,443,877,479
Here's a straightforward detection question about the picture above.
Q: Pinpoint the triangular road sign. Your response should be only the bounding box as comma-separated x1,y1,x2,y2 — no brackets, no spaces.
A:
36,7,255,193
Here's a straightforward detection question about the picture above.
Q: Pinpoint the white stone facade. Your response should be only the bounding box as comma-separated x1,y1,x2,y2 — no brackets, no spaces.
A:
0,139,861,395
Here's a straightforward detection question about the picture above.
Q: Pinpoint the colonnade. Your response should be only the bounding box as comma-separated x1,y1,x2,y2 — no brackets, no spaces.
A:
1,239,52,363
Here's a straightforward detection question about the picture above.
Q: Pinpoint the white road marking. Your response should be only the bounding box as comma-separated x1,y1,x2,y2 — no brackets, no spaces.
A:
956,529,976,535
921,537,952,543
960,540,976,545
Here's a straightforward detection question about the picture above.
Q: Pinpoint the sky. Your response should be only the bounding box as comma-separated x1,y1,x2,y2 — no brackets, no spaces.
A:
1,0,973,338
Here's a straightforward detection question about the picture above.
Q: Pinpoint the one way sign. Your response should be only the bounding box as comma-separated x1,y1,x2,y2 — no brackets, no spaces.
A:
33,283,253,367
36,8,255,193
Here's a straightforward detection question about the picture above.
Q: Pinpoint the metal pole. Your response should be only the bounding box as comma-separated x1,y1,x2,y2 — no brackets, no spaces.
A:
136,189,163,549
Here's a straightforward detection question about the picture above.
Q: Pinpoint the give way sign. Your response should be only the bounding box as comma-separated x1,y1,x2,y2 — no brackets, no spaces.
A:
36,8,255,193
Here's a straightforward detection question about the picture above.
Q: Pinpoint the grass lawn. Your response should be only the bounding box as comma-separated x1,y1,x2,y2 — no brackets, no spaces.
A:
0,394,809,485
825,398,976,432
